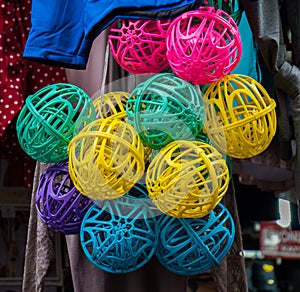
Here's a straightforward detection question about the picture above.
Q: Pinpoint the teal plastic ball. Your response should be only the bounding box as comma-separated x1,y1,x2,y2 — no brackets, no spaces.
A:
16,83,95,163
126,73,205,149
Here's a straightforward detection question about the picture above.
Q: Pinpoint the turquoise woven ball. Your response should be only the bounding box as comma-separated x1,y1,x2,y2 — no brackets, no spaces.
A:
16,83,95,163
126,73,205,149
80,189,159,274
155,203,235,275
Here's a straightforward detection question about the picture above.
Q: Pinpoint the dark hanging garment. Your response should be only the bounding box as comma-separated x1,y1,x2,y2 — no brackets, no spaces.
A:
241,0,300,222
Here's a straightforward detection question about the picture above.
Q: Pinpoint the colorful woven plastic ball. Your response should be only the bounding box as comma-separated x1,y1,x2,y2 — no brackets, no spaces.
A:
68,118,145,200
195,127,232,179
166,6,242,85
126,73,206,150
80,194,159,274
16,83,96,163
155,203,235,276
203,74,277,158
146,140,229,218
202,0,243,25
35,162,93,234
93,91,153,161
108,18,170,74
93,91,130,120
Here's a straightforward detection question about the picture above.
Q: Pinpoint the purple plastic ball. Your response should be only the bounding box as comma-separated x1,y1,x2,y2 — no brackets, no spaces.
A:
36,162,93,234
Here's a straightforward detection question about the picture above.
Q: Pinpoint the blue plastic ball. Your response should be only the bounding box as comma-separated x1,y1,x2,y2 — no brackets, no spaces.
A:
80,188,159,274
155,203,235,275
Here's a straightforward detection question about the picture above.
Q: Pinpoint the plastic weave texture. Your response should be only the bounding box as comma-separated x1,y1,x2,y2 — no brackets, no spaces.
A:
166,6,242,85
203,74,277,158
126,73,206,149
16,83,95,163
68,118,145,200
146,140,229,218
109,19,170,74
155,203,235,275
80,192,159,274
35,162,93,234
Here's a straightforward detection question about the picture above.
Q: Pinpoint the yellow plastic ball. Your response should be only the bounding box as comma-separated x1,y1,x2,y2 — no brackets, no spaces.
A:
93,91,152,162
146,140,229,218
93,91,130,120
68,118,145,200
203,74,277,158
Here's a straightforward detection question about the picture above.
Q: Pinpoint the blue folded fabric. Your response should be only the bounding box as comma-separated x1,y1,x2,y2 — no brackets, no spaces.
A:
87,0,202,40
23,0,201,69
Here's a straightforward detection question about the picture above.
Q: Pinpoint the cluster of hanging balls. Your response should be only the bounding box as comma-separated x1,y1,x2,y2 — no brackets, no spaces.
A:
16,5,277,275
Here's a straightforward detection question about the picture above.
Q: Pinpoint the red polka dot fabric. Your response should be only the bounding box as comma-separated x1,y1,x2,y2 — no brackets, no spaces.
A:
0,0,67,188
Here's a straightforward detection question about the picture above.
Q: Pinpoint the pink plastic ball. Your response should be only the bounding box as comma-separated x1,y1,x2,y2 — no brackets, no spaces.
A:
108,18,170,75
166,6,242,85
